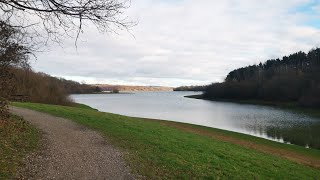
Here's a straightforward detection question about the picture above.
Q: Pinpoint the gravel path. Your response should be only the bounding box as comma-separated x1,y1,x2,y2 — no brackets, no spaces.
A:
11,107,135,180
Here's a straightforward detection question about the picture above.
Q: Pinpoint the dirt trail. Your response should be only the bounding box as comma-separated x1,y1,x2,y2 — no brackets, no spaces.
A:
11,107,134,180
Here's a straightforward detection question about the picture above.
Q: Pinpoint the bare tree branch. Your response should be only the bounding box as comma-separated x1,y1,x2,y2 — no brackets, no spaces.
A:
0,1,134,118
0,0,135,43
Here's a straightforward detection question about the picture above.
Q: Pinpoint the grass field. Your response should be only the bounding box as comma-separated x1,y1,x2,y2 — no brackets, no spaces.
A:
0,115,40,179
13,102,320,179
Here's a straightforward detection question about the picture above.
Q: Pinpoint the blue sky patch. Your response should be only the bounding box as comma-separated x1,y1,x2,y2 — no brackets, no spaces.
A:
291,0,320,29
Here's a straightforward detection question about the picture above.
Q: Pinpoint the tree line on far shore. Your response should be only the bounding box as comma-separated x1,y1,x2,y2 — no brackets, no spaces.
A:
174,85,208,91
203,48,320,107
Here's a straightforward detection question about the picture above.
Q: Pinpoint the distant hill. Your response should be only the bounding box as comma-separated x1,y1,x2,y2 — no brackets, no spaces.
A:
95,84,173,92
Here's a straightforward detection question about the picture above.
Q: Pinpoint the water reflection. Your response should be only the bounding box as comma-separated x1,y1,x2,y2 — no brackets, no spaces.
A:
236,110,320,149
264,124,320,149
71,92,320,149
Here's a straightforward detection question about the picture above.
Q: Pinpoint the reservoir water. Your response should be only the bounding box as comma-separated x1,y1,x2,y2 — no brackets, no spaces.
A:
71,91,320,149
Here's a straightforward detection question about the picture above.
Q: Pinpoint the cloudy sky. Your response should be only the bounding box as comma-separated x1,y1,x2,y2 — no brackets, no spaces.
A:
31,0,320,87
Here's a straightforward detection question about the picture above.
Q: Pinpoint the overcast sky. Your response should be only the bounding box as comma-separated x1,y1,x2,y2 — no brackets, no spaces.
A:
31,0,320,87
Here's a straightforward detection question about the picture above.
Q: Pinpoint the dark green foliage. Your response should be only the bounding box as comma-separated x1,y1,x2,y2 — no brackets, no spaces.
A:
205,48,320,107
58,78,101,94
112,89,120,93
174,85,208,91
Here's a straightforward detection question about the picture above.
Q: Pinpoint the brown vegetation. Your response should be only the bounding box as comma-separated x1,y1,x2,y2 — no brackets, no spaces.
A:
0,20,32,119
9,68,101,105
96,84,173,92
10,68,72,105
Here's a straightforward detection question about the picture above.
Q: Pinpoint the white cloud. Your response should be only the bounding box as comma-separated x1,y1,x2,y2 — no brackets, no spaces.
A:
31,0,320,86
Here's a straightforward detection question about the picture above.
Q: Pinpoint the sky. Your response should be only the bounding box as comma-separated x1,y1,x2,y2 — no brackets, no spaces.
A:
31,0,320,87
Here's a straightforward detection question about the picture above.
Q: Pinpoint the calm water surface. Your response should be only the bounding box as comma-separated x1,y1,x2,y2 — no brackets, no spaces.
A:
71,91,320,149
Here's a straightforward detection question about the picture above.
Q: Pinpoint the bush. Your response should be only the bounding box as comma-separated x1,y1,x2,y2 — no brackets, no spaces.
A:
112,89,120,93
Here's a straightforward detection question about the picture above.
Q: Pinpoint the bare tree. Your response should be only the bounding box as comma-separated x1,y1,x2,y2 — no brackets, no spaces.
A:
0,20,33,118
0,0,133,42
0,0,133,119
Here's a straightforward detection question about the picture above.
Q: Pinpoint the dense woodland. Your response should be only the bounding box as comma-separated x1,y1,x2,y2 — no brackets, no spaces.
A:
10,68,101,105
204,48,320,107
174,85,208,91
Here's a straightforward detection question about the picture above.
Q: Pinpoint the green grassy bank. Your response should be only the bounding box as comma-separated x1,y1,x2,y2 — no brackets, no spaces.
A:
0,115,40,179
13,102,320,179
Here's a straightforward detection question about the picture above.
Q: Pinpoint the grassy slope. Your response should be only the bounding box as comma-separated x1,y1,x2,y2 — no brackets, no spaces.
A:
13,102,320,179
162,121,320,159
0,115,40,179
